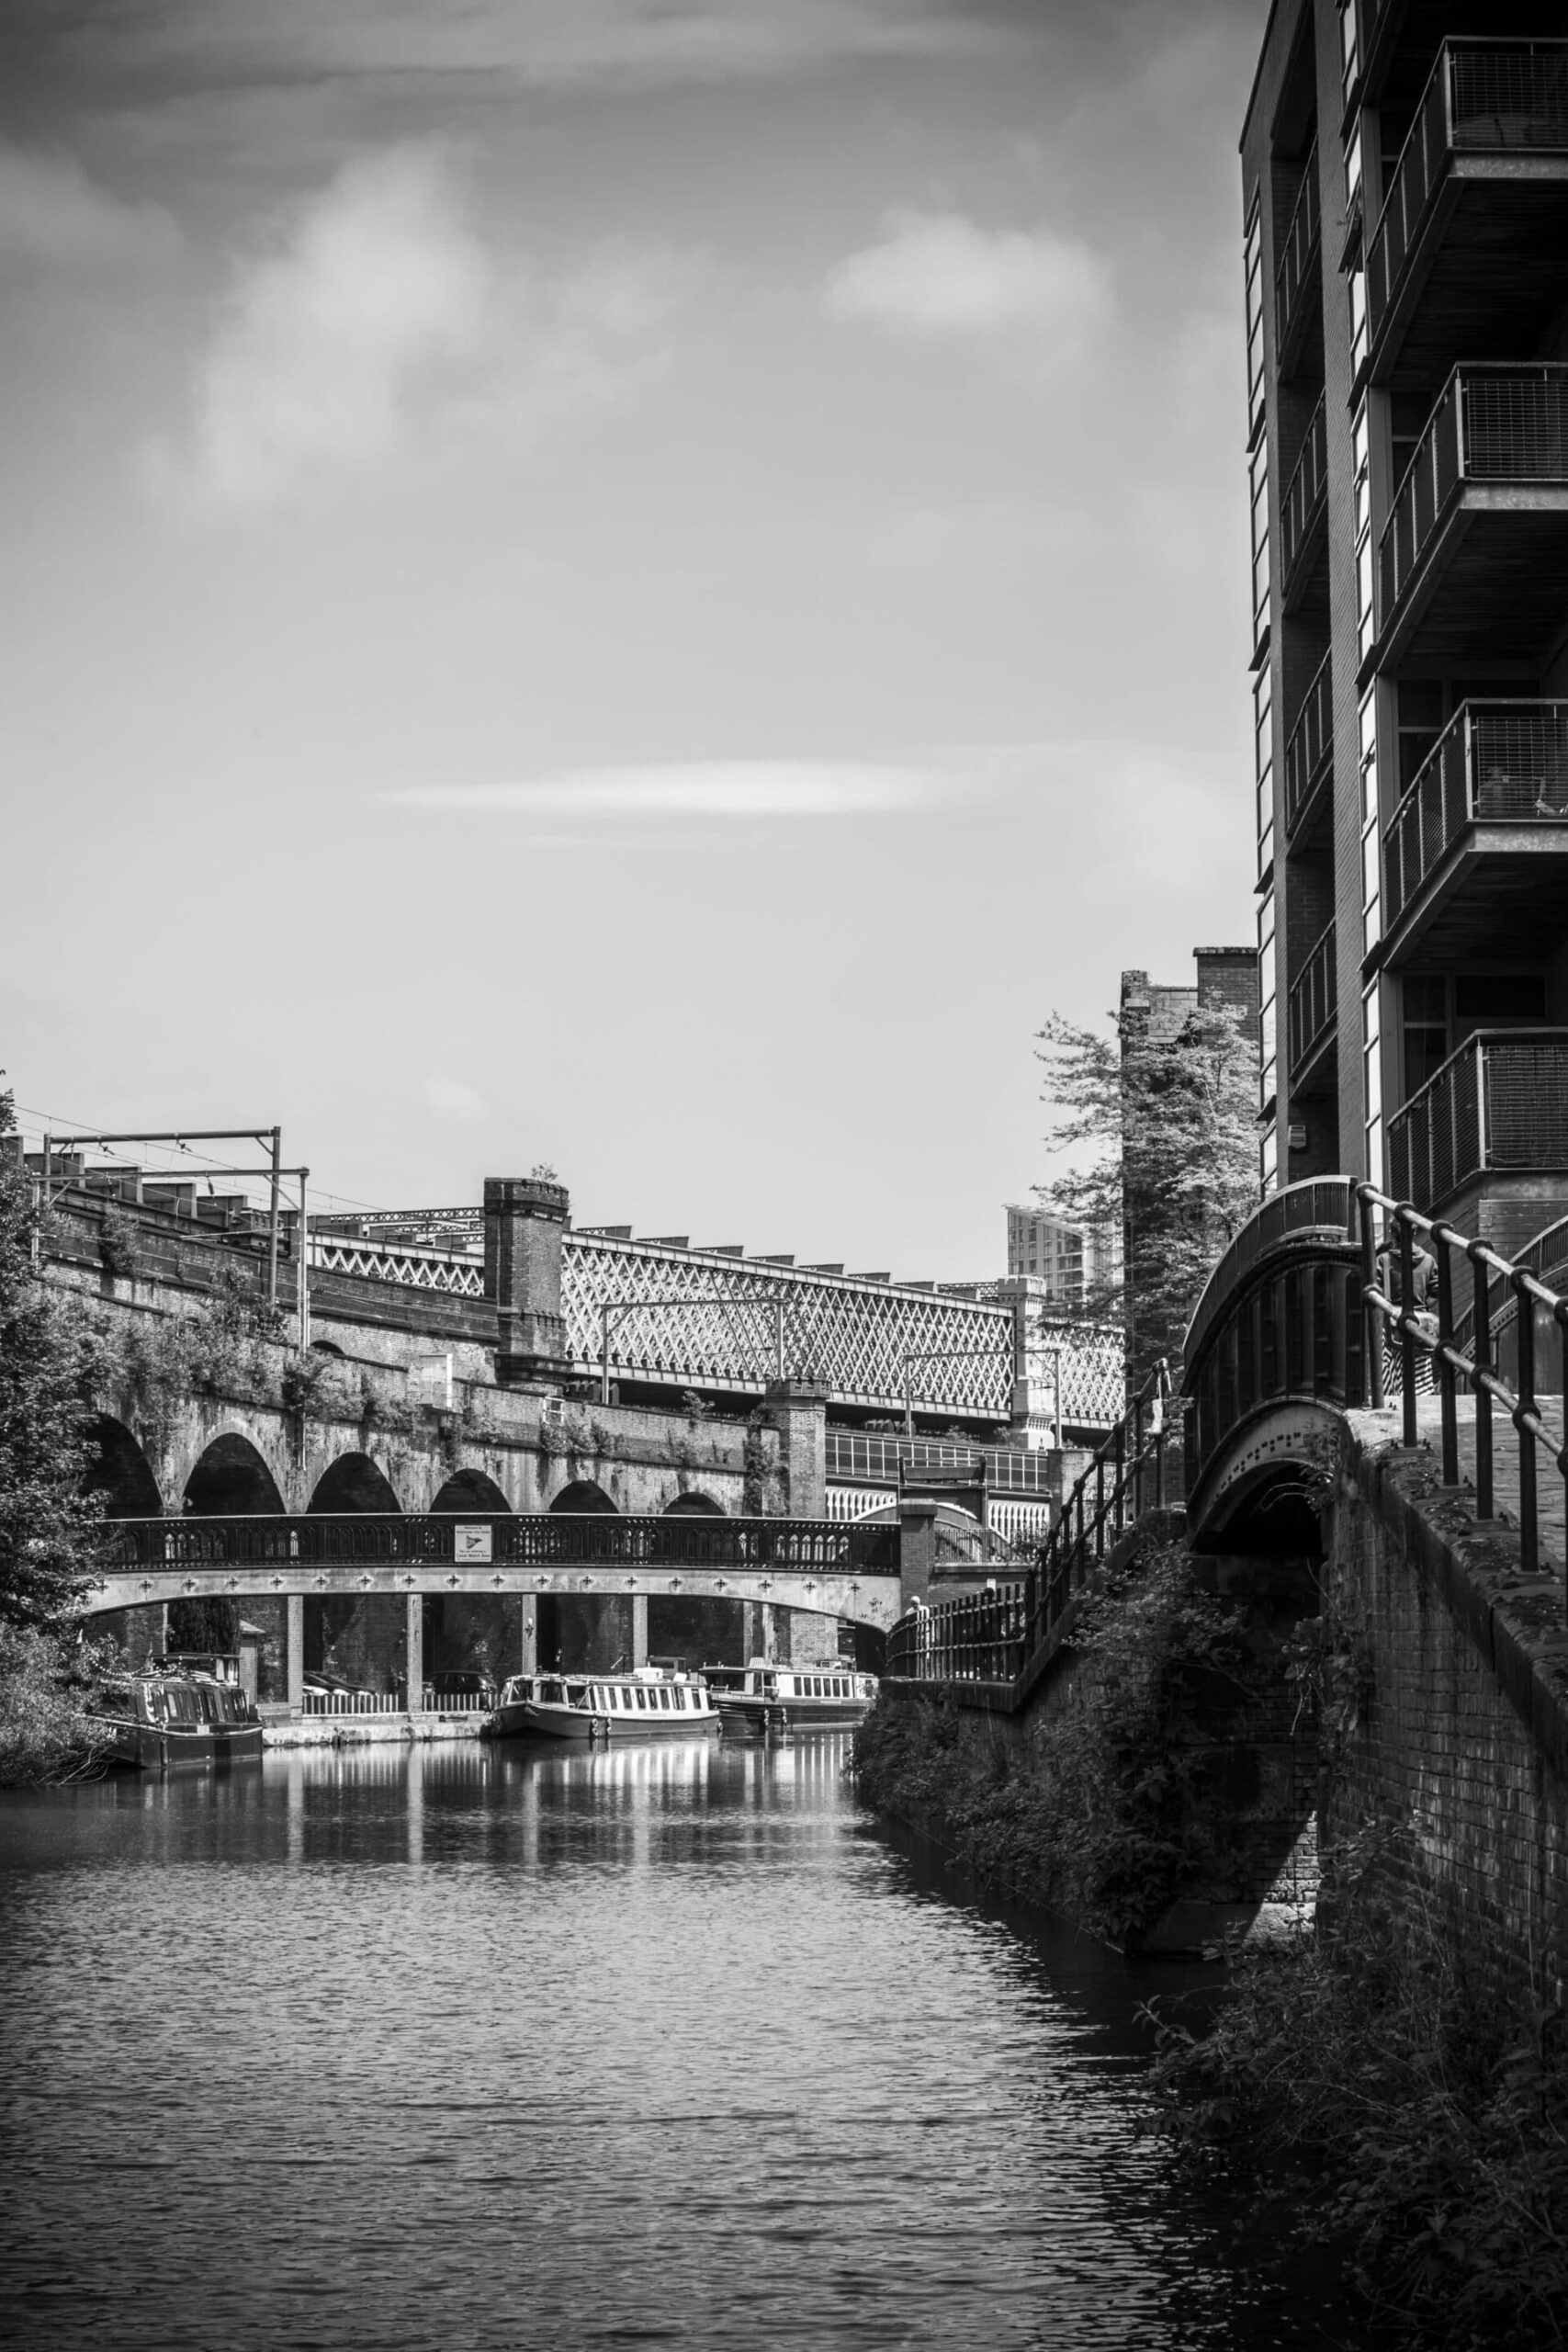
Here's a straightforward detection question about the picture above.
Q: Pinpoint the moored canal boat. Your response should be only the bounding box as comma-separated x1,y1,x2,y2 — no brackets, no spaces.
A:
485,1666,719,1741
93,1663,264,1769
708,1662,876,1736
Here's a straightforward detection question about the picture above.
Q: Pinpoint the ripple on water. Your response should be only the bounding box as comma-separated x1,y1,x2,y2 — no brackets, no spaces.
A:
0,1739,1335,2351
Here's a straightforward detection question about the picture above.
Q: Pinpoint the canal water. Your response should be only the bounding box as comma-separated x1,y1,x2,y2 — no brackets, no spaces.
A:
0,1738,1344,2351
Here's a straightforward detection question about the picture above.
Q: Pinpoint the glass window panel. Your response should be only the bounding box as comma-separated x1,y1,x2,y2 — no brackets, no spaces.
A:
1348,269,1367,379
1258,888,1276,965
1341,2,1359,104
1261,1126,1279,1193
1345,126,1362,209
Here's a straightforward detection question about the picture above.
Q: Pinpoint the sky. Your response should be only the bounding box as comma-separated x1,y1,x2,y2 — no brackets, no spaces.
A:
1,0,1266,1280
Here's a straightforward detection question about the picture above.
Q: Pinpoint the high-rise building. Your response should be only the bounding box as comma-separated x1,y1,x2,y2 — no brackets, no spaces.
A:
1004,1204,1120,1311
1243,5,1568,1248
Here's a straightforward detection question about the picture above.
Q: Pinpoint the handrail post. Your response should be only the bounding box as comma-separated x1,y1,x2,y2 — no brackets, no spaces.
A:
1515,1270,1539,1577
1133,1395,1145,1520
1558,1302,1568,1612
1434,1222,1459,1485
1112,1419,1126,1537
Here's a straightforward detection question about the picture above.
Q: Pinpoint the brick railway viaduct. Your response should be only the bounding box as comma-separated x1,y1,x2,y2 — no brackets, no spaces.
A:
31,1168,1106,1702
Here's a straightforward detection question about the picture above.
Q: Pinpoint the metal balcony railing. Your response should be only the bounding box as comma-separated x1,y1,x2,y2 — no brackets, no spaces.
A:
1282,650,1333,838
1275,141,1321,372
1368,40,1568,345
1280,392,1327,596
824,1431,1058,1497
1287,922,1337,1076
1379,366,1568,627
1385,701,1568,927
1386,1031,1568,1212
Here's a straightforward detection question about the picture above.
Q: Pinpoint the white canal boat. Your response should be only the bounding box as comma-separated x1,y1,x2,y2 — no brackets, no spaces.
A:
486,1665,720,1741
708,1662,877,1736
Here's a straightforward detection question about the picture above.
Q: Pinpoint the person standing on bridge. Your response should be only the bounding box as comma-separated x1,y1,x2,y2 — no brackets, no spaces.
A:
1376,1233,1438,1396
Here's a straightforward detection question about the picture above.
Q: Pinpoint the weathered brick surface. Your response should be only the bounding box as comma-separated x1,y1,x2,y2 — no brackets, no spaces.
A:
1324,1422,1568,2015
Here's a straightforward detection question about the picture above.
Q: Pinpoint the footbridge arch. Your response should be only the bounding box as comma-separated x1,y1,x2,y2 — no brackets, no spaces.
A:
1181,1177,1370,1553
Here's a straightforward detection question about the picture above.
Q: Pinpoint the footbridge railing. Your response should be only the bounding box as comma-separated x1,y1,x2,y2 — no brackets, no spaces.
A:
886,1362,1183,1689
103,1512,900,1577
1356,1182,1568,1591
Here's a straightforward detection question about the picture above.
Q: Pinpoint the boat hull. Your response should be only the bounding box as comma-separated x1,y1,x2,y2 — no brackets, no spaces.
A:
490,1700,719,1741
715,1694,871,1735
99,1721,220,1770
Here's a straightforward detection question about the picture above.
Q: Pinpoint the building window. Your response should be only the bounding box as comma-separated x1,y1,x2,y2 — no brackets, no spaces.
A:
1362,981,1382,1187
1396,681,1442,793
1345,122,1362,216
1260,1122,1279,1196
1352,401,1374,662
1359,687,1382,956
1340,2,1360,109
1250,438,1271,659
1402,976,1448,1100
1255,661,1274,877
1348,266,1367,383
1244,195,1265,447
1258,888,1277,1112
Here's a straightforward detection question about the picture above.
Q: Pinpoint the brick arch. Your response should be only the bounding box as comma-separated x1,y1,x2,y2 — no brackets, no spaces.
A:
85,1416,163,1517
663,1490,725,1516
309,1453,401,1513
430,1468,511,1513
549,1479,617,1514
184,1430,287,1517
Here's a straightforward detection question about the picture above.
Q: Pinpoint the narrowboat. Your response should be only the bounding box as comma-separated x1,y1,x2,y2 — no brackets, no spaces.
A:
93,1668,263,1769
485,1666,720,1741
708,1661,876,1736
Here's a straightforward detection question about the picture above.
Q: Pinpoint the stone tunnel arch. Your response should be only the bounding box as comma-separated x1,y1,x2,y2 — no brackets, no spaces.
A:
429,1469,511,1513
85,1416,163,1517
663,1490,725,1516
309,1453,401,1514
549,1480,617,1514
1186,1399,1344,1560
185,1432,286,1517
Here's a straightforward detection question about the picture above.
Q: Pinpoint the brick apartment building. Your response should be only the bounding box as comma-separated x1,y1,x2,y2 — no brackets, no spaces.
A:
1243,2,1568,1250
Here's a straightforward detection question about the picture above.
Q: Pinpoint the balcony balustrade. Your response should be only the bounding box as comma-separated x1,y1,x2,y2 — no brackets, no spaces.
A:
1386,1030,1568,1214
1282,650,1333,842
1280,393,1327,608
1274,141,1321,380
1375,366,1568,672
1383,701,1568,961
1287,921,1337,1083
1367,40,1568,383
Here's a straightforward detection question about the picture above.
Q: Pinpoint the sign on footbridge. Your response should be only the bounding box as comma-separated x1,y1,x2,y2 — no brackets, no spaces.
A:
94,1513,904,1630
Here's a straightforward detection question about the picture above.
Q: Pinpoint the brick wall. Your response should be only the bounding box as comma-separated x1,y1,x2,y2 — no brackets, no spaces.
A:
1323,1428,1568,2018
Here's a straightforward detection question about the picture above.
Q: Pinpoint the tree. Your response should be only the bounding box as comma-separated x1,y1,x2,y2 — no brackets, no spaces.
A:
1036,1000,1260,1388
0,1085,107,1628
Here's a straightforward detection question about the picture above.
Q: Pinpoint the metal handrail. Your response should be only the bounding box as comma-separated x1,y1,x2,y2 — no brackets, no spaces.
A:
1282,650,1333,837
1280,393,1328,588
1275,138,1320,366
1386,1029,1568,1210
103,1511,901,1576
885,1361,1183,1690
1355,1182,1568,1594
1381,365,1568,625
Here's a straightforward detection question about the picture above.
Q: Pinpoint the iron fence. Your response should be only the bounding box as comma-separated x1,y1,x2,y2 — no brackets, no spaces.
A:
824,1432,1057,1495
1287,921,1337,1075
1368,41,1568,340
1280,393,1327,593
1382,367,1568,622
886,1363,1183,1690
104,1512,901,1577
1357,1183,1568,1592
1275,140,1320,368
1387,1032,1568,1211
1386,702,1568,926
1283,650,1333,838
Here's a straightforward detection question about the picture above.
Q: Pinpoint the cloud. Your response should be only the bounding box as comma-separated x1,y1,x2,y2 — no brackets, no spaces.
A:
823,209,1113,348
0,141,179,272
424,1077,486,1122
380,762,957,819
145,141,692,514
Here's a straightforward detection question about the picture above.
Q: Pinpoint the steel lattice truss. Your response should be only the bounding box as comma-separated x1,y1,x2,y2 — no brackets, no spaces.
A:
308,1226,1123,1428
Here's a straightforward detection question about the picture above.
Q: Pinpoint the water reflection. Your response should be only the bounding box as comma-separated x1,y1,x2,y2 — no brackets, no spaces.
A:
0,1741,1343,2350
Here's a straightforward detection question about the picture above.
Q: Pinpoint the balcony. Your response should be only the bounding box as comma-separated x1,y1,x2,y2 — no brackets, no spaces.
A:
1280,393,1327,612
1374,366,1568,674
1287,921,1337,1090
1367,40,1568,384
1386,1030,1568,1213
1282,650,1333,843
1274,142,1321,382
1383,701,1568,962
